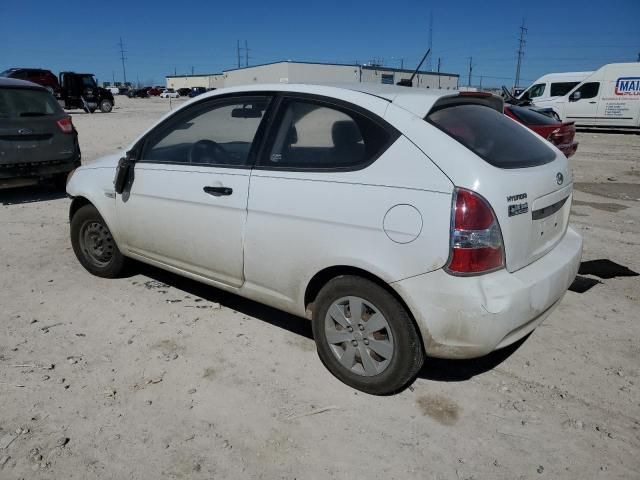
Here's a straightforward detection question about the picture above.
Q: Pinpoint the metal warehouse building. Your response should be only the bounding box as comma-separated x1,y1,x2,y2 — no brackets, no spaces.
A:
166,61,459,90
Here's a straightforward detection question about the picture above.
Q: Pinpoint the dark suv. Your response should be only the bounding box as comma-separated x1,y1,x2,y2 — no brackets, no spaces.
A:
188,87,207,98
0,78,80,188
0,68,61,95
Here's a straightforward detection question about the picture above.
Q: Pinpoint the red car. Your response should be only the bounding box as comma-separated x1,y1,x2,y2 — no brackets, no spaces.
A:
147,87,163,96
0,68,61,96
504,105,578,158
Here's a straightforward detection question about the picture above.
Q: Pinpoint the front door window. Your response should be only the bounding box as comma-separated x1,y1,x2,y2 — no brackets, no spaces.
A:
143,97,271,167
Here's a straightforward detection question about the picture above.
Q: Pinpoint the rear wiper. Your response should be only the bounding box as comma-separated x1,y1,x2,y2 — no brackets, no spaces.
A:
19,112,48,117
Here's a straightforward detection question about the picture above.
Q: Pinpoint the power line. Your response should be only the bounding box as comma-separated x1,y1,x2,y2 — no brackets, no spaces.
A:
118,37,127,85
514,18,527,90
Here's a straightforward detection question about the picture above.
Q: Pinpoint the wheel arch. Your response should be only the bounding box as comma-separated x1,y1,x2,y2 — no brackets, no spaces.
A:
303,265,426,354
69,195,92,222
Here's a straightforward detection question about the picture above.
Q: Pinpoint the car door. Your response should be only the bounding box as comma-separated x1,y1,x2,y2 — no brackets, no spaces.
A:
243,94,450,313
563,82,600,125
116,95,272,288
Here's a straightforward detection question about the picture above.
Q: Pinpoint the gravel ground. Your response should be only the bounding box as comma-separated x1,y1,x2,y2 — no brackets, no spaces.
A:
0,96,638,479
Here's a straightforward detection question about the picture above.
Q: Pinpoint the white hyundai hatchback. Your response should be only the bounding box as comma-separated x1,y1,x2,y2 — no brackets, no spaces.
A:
67,84,582,394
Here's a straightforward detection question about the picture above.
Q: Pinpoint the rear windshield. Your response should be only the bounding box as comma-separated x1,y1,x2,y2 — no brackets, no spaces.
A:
508,106,559,125
427,103,556,169
0,88,62,119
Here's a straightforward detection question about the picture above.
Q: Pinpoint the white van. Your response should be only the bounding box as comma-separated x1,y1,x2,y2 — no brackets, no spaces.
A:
545,63,640,128
518,71,592,106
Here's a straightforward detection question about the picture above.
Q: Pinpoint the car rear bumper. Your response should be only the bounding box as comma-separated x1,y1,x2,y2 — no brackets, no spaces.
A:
391,226,583,359
0,156,81,181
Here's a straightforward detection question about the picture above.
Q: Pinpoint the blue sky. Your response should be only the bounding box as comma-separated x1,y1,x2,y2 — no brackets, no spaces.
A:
1,0,638,88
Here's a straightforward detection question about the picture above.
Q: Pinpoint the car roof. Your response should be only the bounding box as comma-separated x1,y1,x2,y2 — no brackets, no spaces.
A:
196,83,465,118
4,68,49,72
0,77,47,89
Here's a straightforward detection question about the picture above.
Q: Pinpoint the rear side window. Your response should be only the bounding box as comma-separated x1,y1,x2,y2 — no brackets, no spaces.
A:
0,88,61,118
508,106,559,125
264,99,393,169
550,81,580,97
427,103,556,169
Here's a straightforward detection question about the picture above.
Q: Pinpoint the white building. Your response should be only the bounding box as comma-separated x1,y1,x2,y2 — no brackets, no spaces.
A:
166,61,459,91
165,73,224,90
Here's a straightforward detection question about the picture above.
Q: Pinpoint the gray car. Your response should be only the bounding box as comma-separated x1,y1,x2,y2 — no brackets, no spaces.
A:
0,77,80,188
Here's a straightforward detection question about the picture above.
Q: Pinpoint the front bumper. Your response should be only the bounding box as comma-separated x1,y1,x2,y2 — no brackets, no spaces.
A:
392,226,583,359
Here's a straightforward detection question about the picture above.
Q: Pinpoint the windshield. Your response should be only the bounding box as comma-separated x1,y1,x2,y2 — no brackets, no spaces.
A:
0,69,16,77
0,88,62,118
427,103,556,169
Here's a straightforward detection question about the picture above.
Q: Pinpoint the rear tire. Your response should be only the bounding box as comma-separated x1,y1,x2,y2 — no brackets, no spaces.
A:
312,275,424,395
70,204,126,278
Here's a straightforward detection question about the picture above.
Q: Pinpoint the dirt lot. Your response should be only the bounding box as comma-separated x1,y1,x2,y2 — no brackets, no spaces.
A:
1,97,639,479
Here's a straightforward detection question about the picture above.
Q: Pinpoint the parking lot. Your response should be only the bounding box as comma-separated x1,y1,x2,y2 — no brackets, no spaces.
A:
1,96,639,479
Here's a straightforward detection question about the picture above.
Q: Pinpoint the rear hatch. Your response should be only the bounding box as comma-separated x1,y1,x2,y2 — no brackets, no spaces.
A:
426,94,572,272
0,86,74,165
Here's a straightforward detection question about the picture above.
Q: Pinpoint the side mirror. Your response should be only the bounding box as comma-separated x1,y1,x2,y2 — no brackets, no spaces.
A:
569,91,581,102
114,152,135,194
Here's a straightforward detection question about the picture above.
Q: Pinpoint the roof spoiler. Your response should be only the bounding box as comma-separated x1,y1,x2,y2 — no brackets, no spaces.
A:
428,92,504,115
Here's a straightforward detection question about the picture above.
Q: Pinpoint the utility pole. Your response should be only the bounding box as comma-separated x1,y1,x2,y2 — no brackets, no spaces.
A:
174,66,177,76
191,66,194,75
467,56,473,87
427,10,433,71
480,75,483,89
118,37,127,85
245,40,249,67
437,57,441,88
112,71,115,85
514,18,527,90
400,58,404,70
237,40,241,68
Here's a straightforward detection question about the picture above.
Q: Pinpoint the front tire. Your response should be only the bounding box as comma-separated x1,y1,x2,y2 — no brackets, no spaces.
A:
70,204,126,278
100,99,113,113
312,275,424,395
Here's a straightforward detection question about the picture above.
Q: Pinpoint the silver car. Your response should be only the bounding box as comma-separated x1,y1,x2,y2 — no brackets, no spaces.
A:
0,77,80,188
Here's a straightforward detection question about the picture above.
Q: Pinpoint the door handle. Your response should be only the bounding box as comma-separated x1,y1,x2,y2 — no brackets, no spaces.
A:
589,101,597,104
203,186,233,197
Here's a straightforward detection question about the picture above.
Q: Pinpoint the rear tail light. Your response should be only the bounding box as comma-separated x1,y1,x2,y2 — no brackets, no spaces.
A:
446,188,505,275
547,128,561,140
547,128,564,145
56,117,74,134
